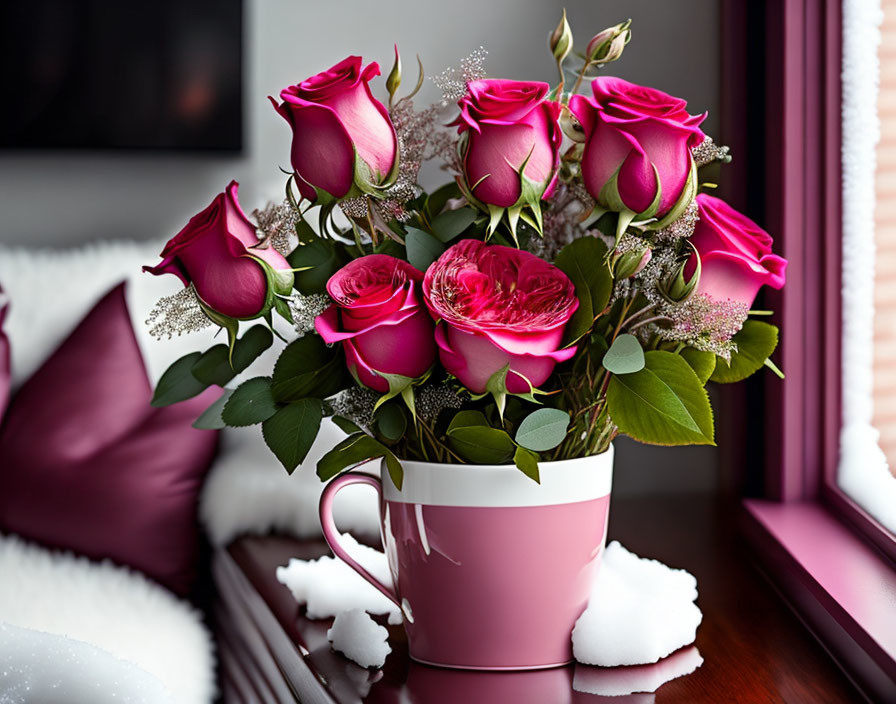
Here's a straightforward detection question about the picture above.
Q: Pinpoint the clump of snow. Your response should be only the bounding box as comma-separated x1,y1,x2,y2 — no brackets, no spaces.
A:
572,541,702,667
573,645,703,696
275,532,401,624
326,609,392,669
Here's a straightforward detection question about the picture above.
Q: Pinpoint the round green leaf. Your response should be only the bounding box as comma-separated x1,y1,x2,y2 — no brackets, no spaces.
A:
375,402,408,441
222,377,278,427
514,408,571,451
601,334,645,375
431,207,477,242
405,228,445,272
710,320,779,383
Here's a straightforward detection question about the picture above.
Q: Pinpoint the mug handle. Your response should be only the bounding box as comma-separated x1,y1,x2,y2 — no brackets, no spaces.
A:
318,472,400,607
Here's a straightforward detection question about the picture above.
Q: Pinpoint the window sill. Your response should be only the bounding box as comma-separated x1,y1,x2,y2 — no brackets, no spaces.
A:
742,499,896,701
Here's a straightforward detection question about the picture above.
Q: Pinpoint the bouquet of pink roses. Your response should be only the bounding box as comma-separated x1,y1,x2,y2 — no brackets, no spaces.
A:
145,15,786,488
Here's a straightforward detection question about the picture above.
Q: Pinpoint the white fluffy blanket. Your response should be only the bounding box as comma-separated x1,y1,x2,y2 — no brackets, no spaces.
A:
0,534,215,704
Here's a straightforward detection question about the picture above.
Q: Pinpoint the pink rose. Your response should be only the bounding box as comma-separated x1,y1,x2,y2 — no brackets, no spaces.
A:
569,77,706,219
271,56,398,201
687,194,787,307
453,79,562,208
315,255,437,393
423,240,578,394
143,181,291,320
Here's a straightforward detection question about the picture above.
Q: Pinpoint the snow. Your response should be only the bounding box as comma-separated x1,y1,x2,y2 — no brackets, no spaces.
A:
326,610,392,669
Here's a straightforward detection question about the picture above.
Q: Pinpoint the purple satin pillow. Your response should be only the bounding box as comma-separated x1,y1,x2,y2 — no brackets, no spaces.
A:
0,282,218,596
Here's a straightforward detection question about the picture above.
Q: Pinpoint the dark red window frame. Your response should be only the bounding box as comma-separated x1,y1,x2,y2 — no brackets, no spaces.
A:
721,1,896,699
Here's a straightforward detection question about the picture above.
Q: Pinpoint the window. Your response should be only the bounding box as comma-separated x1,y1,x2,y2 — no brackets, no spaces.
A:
839,0,896,534
723,1,896,699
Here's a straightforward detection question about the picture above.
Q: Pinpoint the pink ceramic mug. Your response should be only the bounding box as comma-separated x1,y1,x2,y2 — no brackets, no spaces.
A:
318,448,614,671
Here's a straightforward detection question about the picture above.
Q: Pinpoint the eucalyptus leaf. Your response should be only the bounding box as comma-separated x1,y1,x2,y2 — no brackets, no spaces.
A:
192,389,233,430
513,446,541,483
404,228,445,272
222,377,279,427
555,236,612,346
514,408,571,452
262,398,323,473
601,334,645,375
431,208,477,242
607,351,714,446
151,352,208,407
710,320,779,384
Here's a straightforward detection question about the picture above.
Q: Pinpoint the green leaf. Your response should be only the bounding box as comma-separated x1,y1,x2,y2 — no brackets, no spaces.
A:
431,208,477,242
680,347,716,384
331,415,364,435
375,402,407,441
710,320,780,384
446,410,516,464
316,432,403,489
151,352,208,407
425,182,463,220
272,335,349,401
191,326,274,387
514,408,571,452
262,398,323,473
222,377,279,427
607,350,714,446
601,334,645,375
513,446,541,483
192,390,233,430
555,236,613,345
404,228,445,272
288,239,347,294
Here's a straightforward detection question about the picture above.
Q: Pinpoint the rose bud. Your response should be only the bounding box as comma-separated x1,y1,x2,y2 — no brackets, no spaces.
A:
270,56,399,202
315,255,436,393
684,194,787,308
613,245,651,280
452,79,562,233
568,77,706,228
143,181,293,320
549,9,573,64
423,239,578,395
585,20,631,66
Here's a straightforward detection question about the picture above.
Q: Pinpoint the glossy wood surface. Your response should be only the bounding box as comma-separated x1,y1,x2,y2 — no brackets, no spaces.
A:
218,494,862,703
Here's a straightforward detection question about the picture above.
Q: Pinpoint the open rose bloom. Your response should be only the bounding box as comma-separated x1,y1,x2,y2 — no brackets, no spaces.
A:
145,16,787,485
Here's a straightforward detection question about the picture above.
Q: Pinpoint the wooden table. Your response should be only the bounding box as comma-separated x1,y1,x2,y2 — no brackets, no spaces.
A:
213,494,862,703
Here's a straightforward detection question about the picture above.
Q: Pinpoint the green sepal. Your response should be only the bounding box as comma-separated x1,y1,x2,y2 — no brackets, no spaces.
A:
649,157,698,231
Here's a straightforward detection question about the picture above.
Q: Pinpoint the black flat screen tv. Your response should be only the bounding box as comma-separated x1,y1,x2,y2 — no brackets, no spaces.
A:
0,0,243,152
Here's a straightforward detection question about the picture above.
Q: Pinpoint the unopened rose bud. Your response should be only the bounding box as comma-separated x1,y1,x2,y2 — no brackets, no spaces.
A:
549,9,573,64
663,250,701,302
612,245,651,280
585,19,631,66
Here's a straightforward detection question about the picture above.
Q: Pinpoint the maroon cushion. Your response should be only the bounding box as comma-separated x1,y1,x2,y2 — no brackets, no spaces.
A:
0,288,9,422
0,282,218,595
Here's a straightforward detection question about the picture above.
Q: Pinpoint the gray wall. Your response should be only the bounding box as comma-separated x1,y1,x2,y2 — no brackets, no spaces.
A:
0,0,721,494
